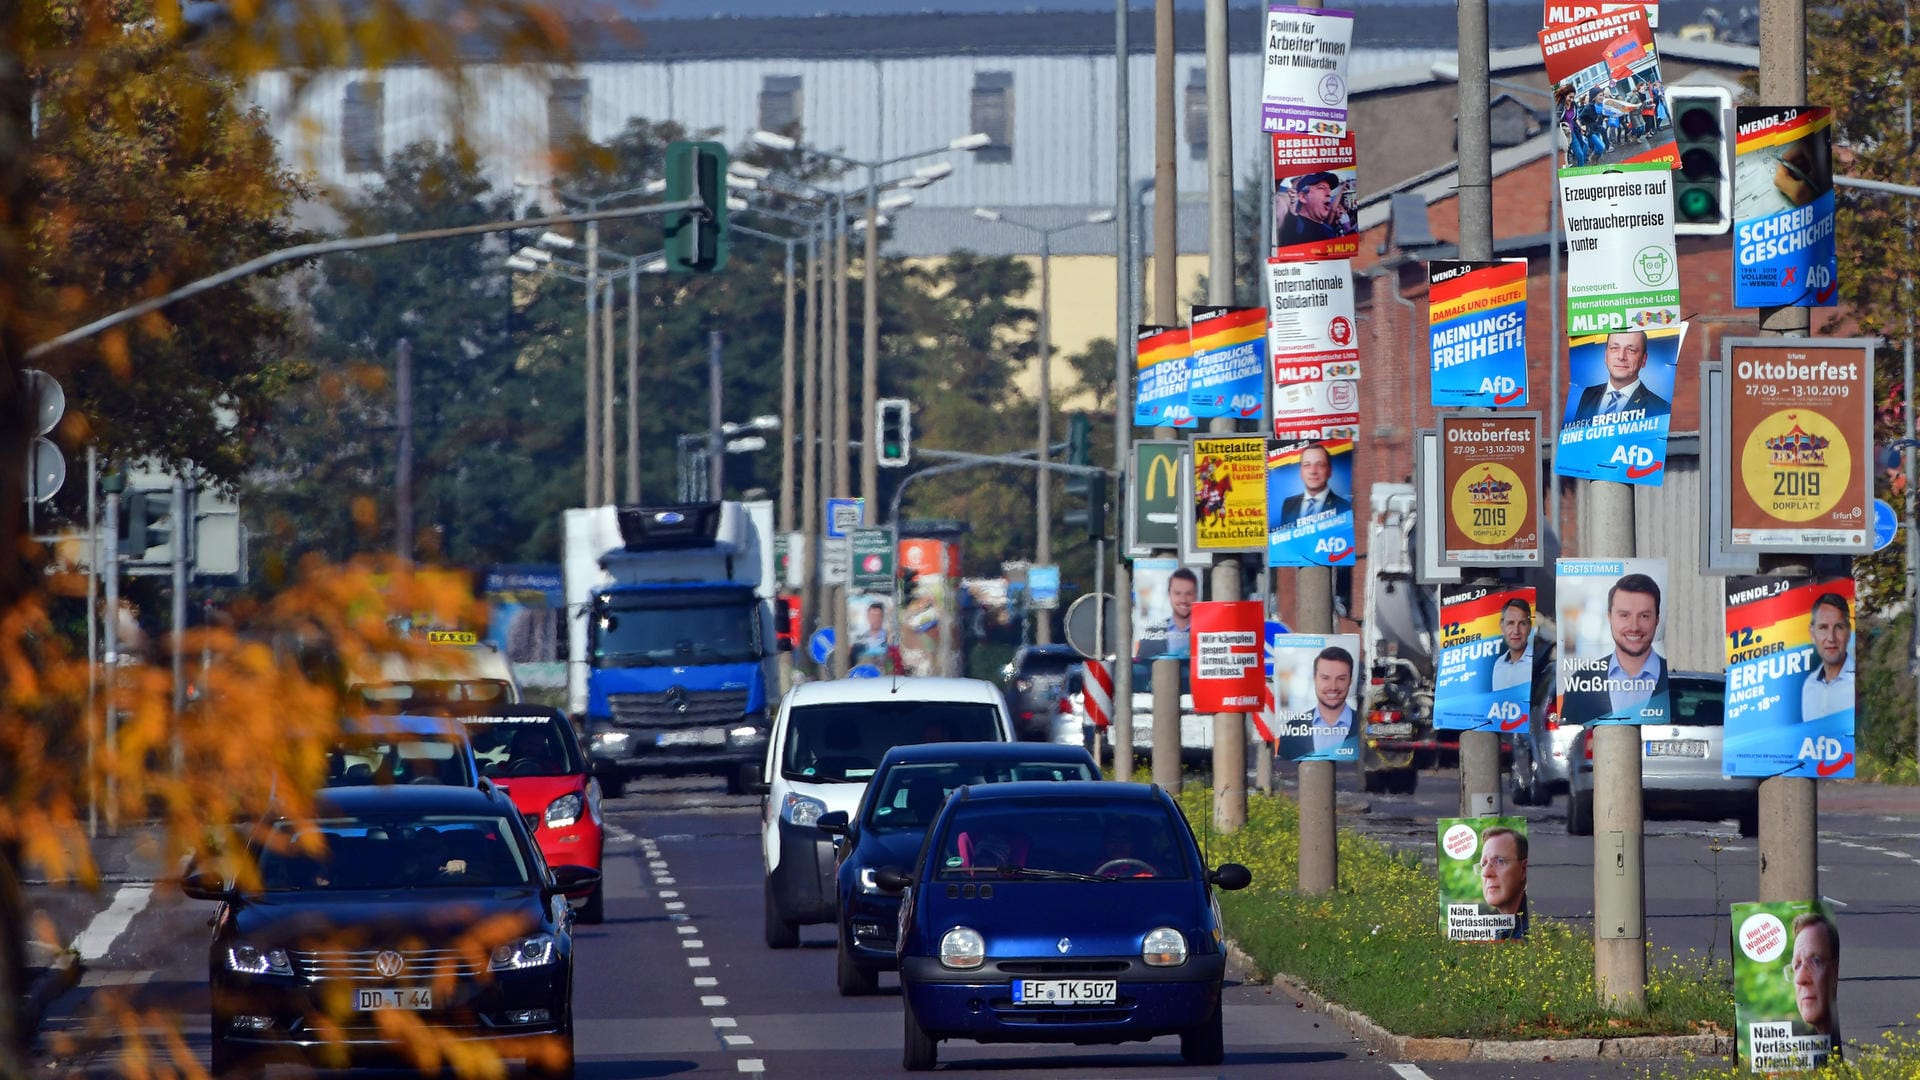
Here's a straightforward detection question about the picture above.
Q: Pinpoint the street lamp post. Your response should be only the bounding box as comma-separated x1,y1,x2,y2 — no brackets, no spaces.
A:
970,208,1116,643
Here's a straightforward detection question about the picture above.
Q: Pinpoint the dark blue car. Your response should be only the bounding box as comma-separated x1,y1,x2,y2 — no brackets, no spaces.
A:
817,742,1099,995
877,781,1251,1070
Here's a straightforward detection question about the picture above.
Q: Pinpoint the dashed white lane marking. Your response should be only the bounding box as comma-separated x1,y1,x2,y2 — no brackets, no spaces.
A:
669,913,690,922
657,876,677,885
1831,838,1920,862
694,977,718,987
736,1059,765,1073
665,901,686,911
644,834,762,1073
73,885,153,961
687,956,711,968
1388,1065,1435,1080
711,1017,738,1029
682,939,705,950
724,1034,755,1047
701,996,727,1007
648,860,669,869
676,925,698,935
660,890,680,898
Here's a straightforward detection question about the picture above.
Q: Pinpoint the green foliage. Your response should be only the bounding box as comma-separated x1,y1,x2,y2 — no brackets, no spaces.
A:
1856,612,1919,782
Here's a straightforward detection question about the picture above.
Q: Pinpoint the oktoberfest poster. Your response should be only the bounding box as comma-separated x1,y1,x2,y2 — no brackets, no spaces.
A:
1435,585,1537,733
1538,7,1677,170
1429,260,1529,407
1556,557,1670,726
1270,632,1363,761
1186,305,1268,423
1266,439,1356,567
1260,5,1354,138
1134,324,1194,428
1191,435,1268,553
1441,414,1542,564
1733,106,1838,308
1189,600,1266,712
1558,163,1681,334
1272,133,1359,261
1723,576,1857,779
1724,339,1874,551
1437,817,1530,941
1267,259,1360,441
1732,900,1842,1071
1555,322,1685,484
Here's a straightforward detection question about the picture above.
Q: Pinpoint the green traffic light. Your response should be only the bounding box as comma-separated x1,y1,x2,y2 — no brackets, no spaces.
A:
1677,188,1717,220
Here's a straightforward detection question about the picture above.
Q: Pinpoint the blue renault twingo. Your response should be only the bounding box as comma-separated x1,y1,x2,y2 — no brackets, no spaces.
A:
876,781,1252,1070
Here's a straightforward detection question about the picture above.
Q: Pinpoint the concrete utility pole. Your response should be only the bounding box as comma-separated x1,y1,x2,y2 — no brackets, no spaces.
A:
801,223,822,654
1037,229,1055,644
1754,0,1818,905
1112,0,1137,779
602,277,616,503
1146,0,1182,790
394,338,413,562
861,172,881,522
584,220,601,507
1203,0,1246,833
1587,488,1644,1010
103,487,120,833
626,265,641,505
779,237,798,534
834,193,854,678
708,330,725,499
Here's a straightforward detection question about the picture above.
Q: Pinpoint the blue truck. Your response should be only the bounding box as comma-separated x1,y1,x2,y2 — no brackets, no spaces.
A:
564,501,786,796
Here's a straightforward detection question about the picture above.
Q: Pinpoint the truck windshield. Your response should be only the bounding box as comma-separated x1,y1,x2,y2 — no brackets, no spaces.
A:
593,595,759,667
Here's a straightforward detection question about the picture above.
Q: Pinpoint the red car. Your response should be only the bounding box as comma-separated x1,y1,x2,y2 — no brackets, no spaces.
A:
461,705,607,923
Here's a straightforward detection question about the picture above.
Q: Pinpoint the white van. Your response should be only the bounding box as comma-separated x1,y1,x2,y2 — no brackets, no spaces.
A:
760,677,1013,948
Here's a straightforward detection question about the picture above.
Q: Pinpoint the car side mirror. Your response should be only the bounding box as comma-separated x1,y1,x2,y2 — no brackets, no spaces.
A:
549,864,603,899
874,866,914,893
1209,863,1252,891
748,774,770,795
816,810,850,836
179,870,233,901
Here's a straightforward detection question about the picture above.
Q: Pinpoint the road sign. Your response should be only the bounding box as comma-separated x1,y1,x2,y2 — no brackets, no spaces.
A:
849,663,882,679
808,627,836,665
1064,591,1117,660
825,497,863,539
1028,564,1060,610
1874,498,1898,553
1081,659,1112,729
850,528,895,592
820,536,850,585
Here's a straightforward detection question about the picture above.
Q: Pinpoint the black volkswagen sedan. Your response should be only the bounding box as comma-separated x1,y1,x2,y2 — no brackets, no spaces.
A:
183,785,598,1078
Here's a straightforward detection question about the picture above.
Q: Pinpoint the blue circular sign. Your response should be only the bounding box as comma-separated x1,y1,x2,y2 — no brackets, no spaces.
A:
849,664,882,679
1873,498,1899,553
808,627,836,665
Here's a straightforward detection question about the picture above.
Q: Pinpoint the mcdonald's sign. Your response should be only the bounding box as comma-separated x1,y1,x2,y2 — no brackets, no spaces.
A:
1129,440,1185,555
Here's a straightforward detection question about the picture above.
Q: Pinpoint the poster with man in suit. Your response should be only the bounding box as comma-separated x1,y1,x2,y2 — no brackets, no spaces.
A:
1556,558,1671,726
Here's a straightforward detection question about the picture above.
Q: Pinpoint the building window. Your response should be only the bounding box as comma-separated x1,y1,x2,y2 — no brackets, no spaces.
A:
1184,68,1208,161
342,80,383,174
548,78,589,152
759,75,802,133
970,71,1014,164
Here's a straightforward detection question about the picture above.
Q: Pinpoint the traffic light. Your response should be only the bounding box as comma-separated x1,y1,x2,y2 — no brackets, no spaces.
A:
1062,472,1108,541
1068,413,1091,466
877,397,911,467
121,489,173,561
1668,86,1732,236
665,139,730,272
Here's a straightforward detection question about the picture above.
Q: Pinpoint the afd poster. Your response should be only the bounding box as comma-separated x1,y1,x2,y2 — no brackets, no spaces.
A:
1559,163,1681,334
1134,324,1194,428
1429,260,1530,407
1734,107,1838,309
1267,260,1360,441
1435,585,1538,733
1723,338,1874,552
1538,7,1677,170
1732,900,1842,1071
1272,133,1359,261
1186,305,1268,423
1192,435,1269,553
1723,576,1856,779
1267,440,1357,567
1556,557,1670,726
1270,632,1363,761
1437,817,1530,941
1440,414,1542,566
1260,5,1354,138
1555,323,1685,485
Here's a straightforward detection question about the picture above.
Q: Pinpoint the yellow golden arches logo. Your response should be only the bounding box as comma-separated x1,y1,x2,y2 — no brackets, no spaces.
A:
1450,463,1527,546
1740,410,1853,523
1142,448,1182,503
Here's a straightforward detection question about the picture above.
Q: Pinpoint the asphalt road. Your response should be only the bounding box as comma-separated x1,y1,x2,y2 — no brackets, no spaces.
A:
24,770,1920,1077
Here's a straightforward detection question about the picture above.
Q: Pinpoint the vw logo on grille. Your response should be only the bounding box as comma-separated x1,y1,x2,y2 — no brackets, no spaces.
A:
666,686,690,713
1056,937,1072,955
373,950,405,978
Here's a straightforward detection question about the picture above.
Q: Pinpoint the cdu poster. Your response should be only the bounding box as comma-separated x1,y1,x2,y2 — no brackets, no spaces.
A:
1267,439,1357,567
1186,305,1268,423
1435,585,1537,733
1722,576,1856,779
1555,322,1684,485
1134,324,1194,428
1428,260,1529,407
1733,106,1837,308
1270,632,1363,761
1556,557,1671,726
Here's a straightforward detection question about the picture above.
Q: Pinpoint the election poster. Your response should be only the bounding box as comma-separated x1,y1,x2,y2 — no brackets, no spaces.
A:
1133,556,1203,661
1555,322,1685,485
1189,600,1266,712
1734,107,1838,308
1134,324,1194,428
1260,5,1354,138
1538,7,1676,170
1191,435,1269,553
1267,260,1360,441
1556,557,1670,726
1428,259,1529,407
1723,576,1856,779
1437,817,1530,941
1186,305,1268,422
1732,900,1842,1072
1544,1,1659,28
1267,439,1357,567
1270,631,1363,762
1440,413,1542,565
1558,163,1680,335
1722,338,1875,552
1435,585,1538,733
1272,133,1359,261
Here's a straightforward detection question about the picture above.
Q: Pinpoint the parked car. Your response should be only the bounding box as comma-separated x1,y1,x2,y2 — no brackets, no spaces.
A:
999,644,1086,741
459,705,607,923
879,780,1251,1070
818,741,1099,995
759,677,1014,949
1566,672,1758,836
182,784,597,1079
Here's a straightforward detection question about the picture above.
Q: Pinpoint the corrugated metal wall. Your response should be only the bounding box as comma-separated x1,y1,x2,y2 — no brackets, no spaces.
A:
1634,446,1726,674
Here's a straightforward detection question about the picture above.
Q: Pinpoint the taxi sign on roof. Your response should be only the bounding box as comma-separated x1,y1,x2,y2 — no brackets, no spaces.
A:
426,630,479,645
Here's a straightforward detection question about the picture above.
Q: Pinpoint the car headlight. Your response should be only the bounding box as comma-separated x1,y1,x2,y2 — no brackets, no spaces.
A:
727,725,765,747
590,730,630,751
939,926,985,970
226,945,293,976
781,793,827,828
546,793,583,829
857,867,880,894
490,933,557,970
1142,927,1188,967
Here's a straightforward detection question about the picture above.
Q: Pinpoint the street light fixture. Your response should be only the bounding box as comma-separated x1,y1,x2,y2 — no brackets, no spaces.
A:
538,231,576,250
877,192,915,213
504,255,541,272
914,161,955,183
752,130,799,153
514,245,553,263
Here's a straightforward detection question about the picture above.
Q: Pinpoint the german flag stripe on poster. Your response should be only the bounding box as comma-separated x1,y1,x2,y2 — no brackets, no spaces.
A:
1723,575,1856,779
1735,107,1832,154
1188,305,1265,351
